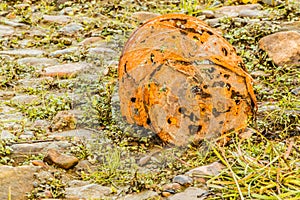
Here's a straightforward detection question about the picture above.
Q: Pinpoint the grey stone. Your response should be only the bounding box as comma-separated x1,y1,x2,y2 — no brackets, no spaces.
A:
186,162,225,177
48,128,96,141
41,62,90,78
42,14,72,24
172,175,193,186
0,91,15,100
122,190,160,200
11,94,39,105
201,10,215,19
0,49,45,57
280,21,300,33
0,25,14,36
65,183,111,199
17,57,58,67
131,11,161,22
11,141,72,155
0,130,16,140
238,9,266,18
215,4,262,18
49,47,78,58
87,47,116,55
58,23,83,34
0,165,41,200
291,87,300,95
168,187,207,200
1,19,29,27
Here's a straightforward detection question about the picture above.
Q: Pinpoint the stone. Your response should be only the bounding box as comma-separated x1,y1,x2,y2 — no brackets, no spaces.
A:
58,22,83,34
87,47,116,55
0,91,15,100
215,4,262,18
78,37,104,46
50,110,77,131
49,47,79,58
65,183,111,199
186,162,225,177
42,14,72,24
122,190,160,200
172,175,193,186
168,187,207,200
17,57,58,67
258,31,300,66
131,11,161,22
291,87,300,96
11,141,72,155
238,9,266,18
1,19,29,27
48,128,96,141
261,0,283,6
280,21,300,33
201,10,215,19
11,94,39,105
44,148,79,169
0,49,45,57
0,165,41,200
41,62,90,78
0,130,16,140
0,25,14,36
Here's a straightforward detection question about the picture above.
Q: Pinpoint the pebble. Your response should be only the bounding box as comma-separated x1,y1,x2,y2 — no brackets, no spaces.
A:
58,22,83,34
87,47,116,55
186,162,225,177
78,37,104,46
168,187,208,200
17,57,58,67
172,175,193,186
0,49,45,57
41,62,91,78
44,148,79,169
0,25,14,36
42,14,72,24
49,47,78,57
65,183,111,199
291,87,300,96
10,94,39,105
0,130,16,140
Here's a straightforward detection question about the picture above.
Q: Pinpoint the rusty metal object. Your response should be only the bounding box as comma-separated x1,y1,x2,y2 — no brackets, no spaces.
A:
118,14,257,146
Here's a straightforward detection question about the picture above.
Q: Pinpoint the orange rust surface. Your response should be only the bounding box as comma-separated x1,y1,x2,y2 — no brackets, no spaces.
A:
118,14,257,146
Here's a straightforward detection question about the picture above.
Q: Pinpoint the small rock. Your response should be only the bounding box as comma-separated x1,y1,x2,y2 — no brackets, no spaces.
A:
17,57,58,68
11,141,72,155
162,183,182,192
168,187,207,200
0,91,16,100
49,47,78,58
2,20,29,27
0,165,41,200
87,47,116,55
250,70,269,78
291,87,300,95
74,160,93,172
0,49,45,57
65,183,111,199
186,162,225,177
280,21,300,33
78,37,104,46
32,160,48,169
238,9,266,18
44,148,79,169
261,0,283,6
0,130,16,140
201,10,215,19
0,25,14,36
51,111,76,132
172,175,193,186
205,18,221,27
41,62,90,78
131,11,160,22
19,130,35,139
42,14,72,24
48,128,96,142
11,94,39,105
58,22,83,34
122,190,160,200
215,4,262,18
258,31,300,66
138,155,152,166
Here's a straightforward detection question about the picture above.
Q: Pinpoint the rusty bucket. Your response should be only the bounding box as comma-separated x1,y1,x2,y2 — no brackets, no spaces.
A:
118,14,257,146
